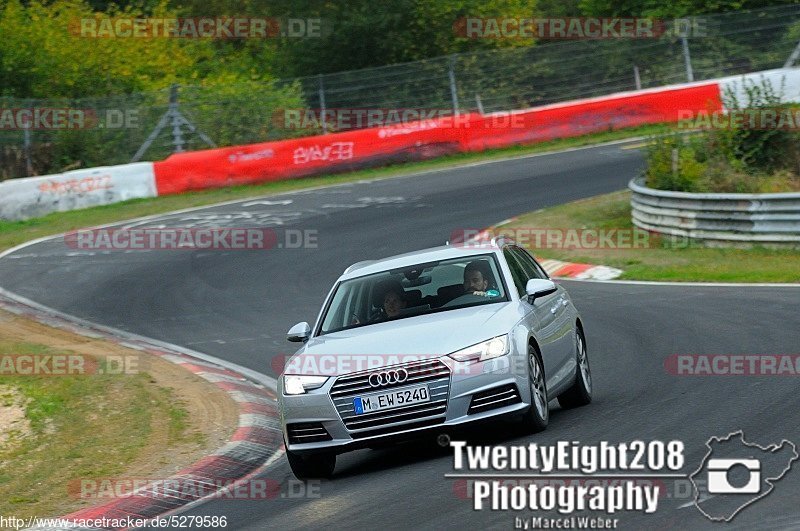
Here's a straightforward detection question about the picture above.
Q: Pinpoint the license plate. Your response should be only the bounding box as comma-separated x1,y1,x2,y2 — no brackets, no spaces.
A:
353,385,430,415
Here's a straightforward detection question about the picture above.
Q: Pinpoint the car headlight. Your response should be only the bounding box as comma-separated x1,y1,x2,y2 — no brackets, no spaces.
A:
448,335,509,363
284,375,329,395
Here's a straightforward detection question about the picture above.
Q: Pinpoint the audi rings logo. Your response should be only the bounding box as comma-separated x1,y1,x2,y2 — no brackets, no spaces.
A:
368,368,409,388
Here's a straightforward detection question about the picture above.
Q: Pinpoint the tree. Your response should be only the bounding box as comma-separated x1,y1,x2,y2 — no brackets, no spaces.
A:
577,0,798,18
247,0,538,77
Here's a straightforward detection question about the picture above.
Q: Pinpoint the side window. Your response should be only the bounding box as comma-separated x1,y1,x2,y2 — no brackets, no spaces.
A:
512,246,548,280
502,248,527,297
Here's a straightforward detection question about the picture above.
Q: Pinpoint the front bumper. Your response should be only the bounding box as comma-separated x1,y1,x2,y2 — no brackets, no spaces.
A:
278,352,530,455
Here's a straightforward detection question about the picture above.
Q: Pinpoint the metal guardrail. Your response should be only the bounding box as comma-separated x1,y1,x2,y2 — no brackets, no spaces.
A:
629,178,800,244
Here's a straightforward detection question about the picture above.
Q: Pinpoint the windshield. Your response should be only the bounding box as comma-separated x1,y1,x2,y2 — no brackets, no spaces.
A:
319,254,508,334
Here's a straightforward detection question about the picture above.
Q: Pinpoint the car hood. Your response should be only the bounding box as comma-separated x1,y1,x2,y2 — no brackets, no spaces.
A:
285,302,521,376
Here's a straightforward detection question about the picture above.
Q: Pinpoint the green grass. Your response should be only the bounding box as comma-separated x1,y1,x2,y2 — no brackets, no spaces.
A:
505,190,800,283
0,124,665,253
0,341,197,519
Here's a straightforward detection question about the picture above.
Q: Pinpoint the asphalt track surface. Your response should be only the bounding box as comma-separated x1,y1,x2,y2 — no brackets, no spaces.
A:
1,141,799,530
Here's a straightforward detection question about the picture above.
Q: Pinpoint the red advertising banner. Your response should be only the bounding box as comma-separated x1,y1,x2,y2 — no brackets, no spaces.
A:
153,83,722,195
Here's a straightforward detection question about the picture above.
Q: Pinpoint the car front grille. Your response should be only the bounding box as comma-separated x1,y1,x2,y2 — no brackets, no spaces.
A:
468,384,521,415
331,359,451,438
286,422,333,444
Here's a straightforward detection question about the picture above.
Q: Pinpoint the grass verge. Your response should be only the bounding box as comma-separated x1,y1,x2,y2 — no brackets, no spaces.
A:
0,124,664,253
504,190,800,283
0,310,238,520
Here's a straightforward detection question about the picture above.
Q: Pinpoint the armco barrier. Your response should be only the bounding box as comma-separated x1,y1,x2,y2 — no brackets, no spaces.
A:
152,113,477,195
464,82,722,151
3,67,798,220
0,162,157,221
718,68,800,105
630,178,800,244
152,82,724,195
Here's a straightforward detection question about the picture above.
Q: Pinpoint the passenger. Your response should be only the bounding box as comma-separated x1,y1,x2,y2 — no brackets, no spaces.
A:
463,260,496,297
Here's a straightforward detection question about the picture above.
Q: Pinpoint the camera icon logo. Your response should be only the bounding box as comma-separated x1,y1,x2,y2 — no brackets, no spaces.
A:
706,458,760,494
690,431,798,522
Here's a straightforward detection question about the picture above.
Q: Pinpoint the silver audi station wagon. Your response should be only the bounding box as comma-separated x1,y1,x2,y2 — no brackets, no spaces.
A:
279,238,592,479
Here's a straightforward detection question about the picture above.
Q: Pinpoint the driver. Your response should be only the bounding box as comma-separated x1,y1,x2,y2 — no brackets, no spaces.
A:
352,280,408,325
381,284,407,319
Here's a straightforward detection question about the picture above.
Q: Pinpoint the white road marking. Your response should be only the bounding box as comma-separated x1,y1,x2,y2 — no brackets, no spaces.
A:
494,217,517,227
322,203,369,209
561,278,800,287
243,199,293,206
0,136,648,263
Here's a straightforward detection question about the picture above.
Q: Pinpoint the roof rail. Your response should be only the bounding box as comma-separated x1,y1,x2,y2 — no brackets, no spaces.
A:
343,260,377,274
490,234,516,247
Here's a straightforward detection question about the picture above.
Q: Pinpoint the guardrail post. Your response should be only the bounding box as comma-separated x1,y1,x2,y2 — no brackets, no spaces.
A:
475,93,484,115
448,55,460,116
671,148,679,176
318,74,328,134
23,127,33,177
169,85,185,153
681,36,695,82
633,65,642,90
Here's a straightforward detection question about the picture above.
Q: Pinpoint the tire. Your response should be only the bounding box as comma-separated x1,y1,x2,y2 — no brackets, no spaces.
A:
557,326,592,409
286,449,336,480
520,344,549,433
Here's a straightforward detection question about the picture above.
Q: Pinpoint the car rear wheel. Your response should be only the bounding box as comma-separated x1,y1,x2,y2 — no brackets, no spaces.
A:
521,345,549,433
286,449,336,480
557,327,592,408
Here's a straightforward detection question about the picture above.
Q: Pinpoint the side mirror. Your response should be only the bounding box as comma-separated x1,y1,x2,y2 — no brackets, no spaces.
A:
525,279,557,302
287,322,311,343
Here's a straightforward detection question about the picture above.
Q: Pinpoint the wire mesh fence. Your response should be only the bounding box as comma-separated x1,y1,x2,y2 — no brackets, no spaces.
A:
2,4,800,180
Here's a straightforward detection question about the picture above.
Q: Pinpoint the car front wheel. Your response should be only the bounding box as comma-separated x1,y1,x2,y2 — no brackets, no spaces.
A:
521,345,549,433
557,327,592,409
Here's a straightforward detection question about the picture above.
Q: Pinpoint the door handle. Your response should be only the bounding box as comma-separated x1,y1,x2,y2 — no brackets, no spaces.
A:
551,296,565,313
